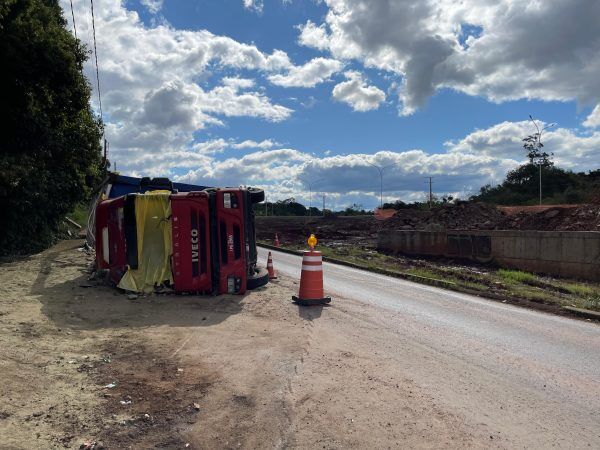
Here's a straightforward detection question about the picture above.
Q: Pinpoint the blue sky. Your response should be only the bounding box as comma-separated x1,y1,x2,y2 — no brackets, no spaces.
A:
63,0,600,209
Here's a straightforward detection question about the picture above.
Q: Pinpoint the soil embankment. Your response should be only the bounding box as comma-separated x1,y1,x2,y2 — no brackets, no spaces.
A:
256,202,600,249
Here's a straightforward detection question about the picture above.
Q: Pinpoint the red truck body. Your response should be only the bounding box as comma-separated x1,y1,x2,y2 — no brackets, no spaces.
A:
214,189,247,295
95,196,127,285
95,187,265,295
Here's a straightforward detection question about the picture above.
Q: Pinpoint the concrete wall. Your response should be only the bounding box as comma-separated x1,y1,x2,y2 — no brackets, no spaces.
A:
378,230,600,281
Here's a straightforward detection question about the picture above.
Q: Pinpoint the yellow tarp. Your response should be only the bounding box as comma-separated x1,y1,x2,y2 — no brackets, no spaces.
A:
118,191,173,293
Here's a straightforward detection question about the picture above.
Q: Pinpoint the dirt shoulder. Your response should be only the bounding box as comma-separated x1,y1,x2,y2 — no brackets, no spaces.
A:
0,239,504,448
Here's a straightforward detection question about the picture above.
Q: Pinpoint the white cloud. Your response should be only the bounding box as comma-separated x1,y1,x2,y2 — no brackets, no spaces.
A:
193,139,229,155
188,138,280,155
268,58,343,88
196,83,292,122
59,0,297,173
583,105,600,128
446,121,600,172
232,139,279,149
242,0,263,14
297,20,330,51
221,77,255,90
140,0,162,14
107,116,600,209
332,71,385,111
300,0,600,114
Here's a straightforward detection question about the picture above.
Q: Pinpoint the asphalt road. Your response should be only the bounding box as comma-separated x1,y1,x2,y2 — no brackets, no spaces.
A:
259,247,600,448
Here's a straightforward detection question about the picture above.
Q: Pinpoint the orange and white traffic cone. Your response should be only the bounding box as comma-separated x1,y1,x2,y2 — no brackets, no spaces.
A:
267,251,277,279
274,233,280,247
292,234,331,306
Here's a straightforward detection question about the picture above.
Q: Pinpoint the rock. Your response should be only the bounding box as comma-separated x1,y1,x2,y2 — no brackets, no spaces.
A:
193,402,201,411
127,293,138,300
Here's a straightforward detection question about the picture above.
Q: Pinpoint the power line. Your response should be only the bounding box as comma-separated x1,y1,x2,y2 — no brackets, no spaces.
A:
69,0,77,38
89,0,104,125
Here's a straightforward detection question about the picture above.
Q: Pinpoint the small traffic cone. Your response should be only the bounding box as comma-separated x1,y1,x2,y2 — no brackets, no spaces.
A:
267,251,277,279
292,234,331,306
274,233,280,247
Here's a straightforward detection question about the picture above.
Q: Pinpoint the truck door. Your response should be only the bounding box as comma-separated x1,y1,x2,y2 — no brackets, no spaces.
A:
95,196,127,284
215,189,247,294
171,192,212,293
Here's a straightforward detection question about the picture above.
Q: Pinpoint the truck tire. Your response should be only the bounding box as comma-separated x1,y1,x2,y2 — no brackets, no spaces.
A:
247,267,269,290
248,188,265,204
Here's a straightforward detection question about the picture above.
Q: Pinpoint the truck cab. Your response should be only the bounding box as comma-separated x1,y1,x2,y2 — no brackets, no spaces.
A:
95,186,266,295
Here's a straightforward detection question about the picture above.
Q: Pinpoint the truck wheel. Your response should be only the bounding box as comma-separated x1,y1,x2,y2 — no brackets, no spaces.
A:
248,188,265,204
247,267,269,290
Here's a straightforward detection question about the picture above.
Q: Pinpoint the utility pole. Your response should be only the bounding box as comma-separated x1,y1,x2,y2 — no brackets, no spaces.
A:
425,177,434,208
322,193,326,216
265,196,268,216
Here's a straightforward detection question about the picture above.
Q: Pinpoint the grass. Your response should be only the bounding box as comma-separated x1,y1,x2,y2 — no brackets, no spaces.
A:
66,203,89,228
560,283,595,297
260,239,600,314
498,269,536,284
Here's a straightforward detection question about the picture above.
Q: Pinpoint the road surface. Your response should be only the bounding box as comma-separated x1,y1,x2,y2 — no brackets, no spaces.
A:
259,247,600,448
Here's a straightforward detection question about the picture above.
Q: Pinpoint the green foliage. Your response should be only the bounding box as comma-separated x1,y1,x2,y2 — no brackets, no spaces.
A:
254,198,308,216
0,0,103,255
382,194,455,211
254,198,372,216
471,123,599,205
498,269,536,284
472,164,599,205
341,203,369,216
66,203,90,227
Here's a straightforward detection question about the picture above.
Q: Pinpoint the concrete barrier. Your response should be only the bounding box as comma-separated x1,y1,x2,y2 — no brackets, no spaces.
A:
378,229,600,281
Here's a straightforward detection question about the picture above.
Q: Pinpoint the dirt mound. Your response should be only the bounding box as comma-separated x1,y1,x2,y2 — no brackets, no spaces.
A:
498,205,580,215
381,202,505,231
256,215,379,245
256,202,600,250
495,204,600,231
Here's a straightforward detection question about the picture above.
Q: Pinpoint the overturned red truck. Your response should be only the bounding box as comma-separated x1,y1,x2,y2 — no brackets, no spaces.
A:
95,179,268,295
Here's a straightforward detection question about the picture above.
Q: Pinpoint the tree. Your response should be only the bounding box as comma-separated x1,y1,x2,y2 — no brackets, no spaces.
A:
522,133,553,167
0,0,103,255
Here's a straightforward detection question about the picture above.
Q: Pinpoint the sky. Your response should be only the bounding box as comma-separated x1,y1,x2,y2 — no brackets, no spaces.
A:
62,0,600,210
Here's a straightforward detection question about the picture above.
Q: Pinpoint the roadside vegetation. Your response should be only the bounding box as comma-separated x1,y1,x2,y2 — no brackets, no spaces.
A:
0,0,104,255
262,241,600,313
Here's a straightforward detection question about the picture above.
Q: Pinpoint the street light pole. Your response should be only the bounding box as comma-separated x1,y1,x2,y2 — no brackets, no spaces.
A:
366,161,398,208
528,115,556,206
539,164,542,206
298,176,324,216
